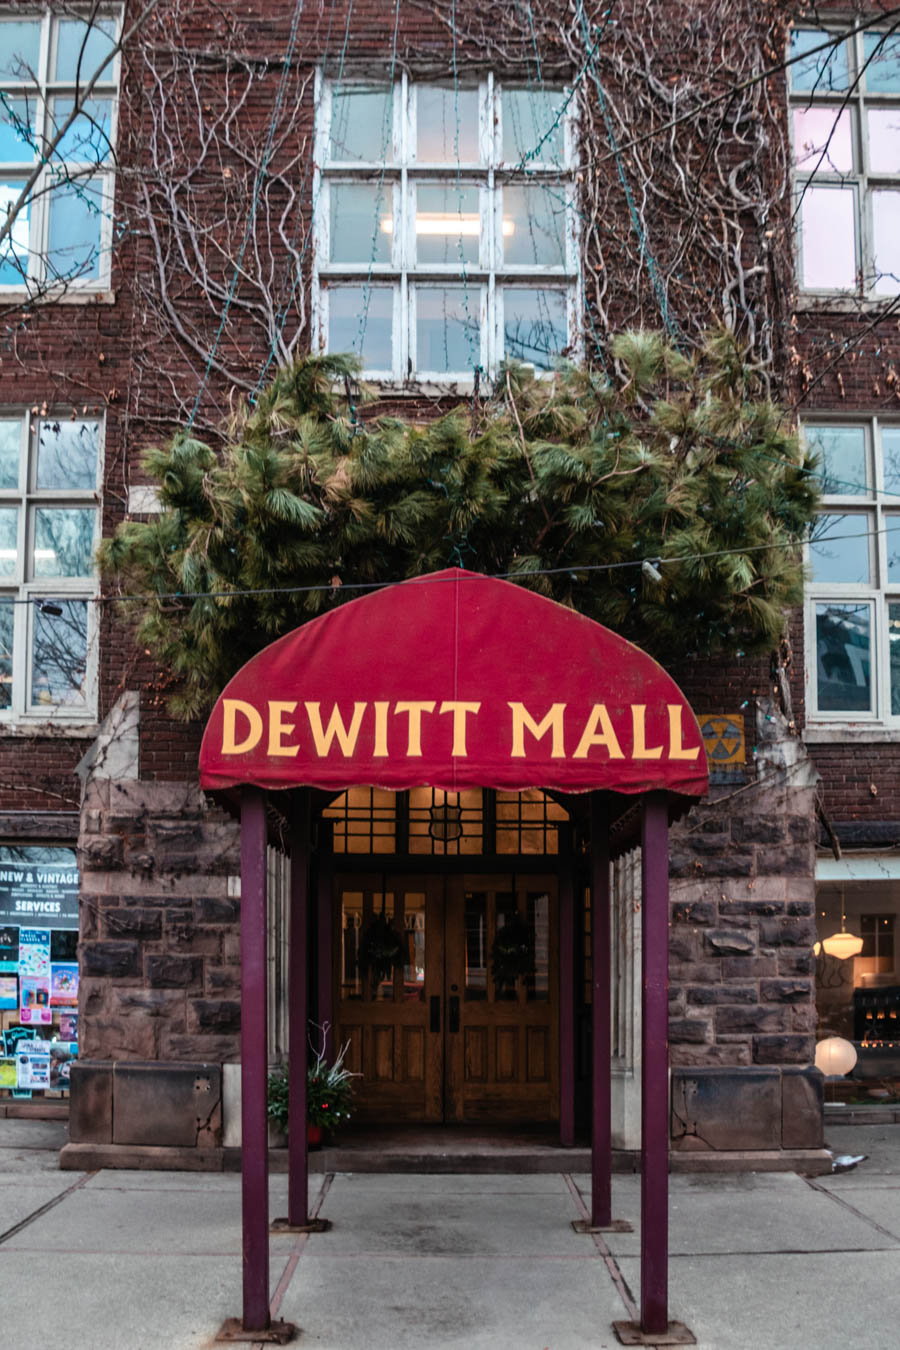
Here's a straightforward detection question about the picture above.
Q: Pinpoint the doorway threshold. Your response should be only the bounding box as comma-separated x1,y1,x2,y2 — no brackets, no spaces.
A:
304,1125,634,1174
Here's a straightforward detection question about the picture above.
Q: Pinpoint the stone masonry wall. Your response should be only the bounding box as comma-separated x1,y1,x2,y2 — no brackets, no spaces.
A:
668,706,818,1072
77,781,242,1063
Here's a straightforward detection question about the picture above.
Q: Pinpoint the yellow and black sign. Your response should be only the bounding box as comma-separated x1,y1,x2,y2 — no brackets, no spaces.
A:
700,715,745,767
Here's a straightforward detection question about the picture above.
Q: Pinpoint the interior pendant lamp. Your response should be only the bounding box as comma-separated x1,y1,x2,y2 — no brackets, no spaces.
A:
821,890,864,959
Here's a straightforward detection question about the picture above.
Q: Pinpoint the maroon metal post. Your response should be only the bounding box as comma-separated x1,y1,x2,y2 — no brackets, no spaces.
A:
288,790,310,1228
316,819,334,1058
640,790,669,1336
590,791,612,1228
240,786,270,1331
558,859,575,1148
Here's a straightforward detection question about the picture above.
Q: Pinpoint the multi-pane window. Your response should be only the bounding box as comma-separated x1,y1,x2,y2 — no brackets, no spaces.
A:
805,420,900,721
790,26,900,296
0,413,100,718
0,10,119,290
314,73,578,381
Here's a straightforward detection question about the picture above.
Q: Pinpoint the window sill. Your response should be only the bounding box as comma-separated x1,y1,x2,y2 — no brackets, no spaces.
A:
0,720,99,739
793,293,899,316
804,723,900,744
0,289,116,307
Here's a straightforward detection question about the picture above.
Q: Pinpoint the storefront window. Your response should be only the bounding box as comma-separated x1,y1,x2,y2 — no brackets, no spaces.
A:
0,844,79,1097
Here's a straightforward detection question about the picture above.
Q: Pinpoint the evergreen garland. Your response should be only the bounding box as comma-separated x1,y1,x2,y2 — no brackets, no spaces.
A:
99,331,821,719
490,912,535,991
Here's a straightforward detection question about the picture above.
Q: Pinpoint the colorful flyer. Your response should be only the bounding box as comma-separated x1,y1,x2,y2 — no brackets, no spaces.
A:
59,1012,78,1041
18,928,50,978
48,1041,77,1091
20,975,52,1024
16,1049,50,1089
0,1058,16,1089
0,924,17,973
50,963,79,1007
0,974,17,1009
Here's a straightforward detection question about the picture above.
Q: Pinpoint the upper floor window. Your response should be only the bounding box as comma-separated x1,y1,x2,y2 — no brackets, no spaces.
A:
805,419,900,722
0,10,120,292
791,26,900,296
0,412,100,720
313,73,578,383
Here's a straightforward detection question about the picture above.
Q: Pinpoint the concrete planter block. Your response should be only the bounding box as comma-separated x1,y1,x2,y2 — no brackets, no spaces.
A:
112,1061,222,1147
672,1067,781,1151
68,1061,113,1143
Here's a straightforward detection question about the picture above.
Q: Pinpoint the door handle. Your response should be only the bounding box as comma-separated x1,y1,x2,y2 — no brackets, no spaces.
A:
430,995,441,1033
449,994,460,1034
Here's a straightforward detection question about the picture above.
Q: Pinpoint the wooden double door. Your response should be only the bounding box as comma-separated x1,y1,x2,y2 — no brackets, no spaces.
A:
335,873,559,1123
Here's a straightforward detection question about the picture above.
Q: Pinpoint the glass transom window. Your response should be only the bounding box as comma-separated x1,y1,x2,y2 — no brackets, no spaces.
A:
314,73,577,382
790,27,900,296
805,420,900,720
0,412,100,718
0,10,120,291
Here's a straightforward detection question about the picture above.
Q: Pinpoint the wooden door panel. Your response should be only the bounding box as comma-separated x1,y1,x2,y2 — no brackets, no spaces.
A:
445,874,559,1123
334,875,443,1122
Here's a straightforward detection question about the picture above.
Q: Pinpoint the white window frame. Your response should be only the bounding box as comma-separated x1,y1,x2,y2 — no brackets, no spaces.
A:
804,415,900,725
312,69,580,386
0,409,101,725
790,24,900,299
0,7,121,296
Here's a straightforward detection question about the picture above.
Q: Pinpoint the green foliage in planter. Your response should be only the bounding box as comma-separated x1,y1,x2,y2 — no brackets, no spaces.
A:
99,333,820,719
268,1040,357,1132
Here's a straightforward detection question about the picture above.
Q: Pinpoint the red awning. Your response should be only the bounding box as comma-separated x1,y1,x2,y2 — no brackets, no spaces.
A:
199,568,709,797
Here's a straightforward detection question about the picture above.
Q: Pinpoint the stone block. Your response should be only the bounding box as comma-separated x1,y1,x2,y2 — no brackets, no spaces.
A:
753,1034,812,1065
103,907,163,940
160,1033,241,1062
194,895,240,924
669,931,699,963
671,1067,780,1150
731,817,785,845
112,1061,222,1147
782,1067,824,1148
188,999,241,1034
166,920,223,957
760,978,811,1004
716,1005,790,1035
112,988,186,1029
758,917,817,948
788,816,814,843
669,1016,712,1044
722,956,777,978
670,961,721,984
670,1043,752,1068
79,833,124,870
687,985,756,1006
723,899,784,918
778,950,815,976
145,954,202,988
673,851,754,879
705,927,757,956
759,844,813,877
205,965,240,994
82,1013,157,1059
80,940,140,978
791,1004,818,1033
68,1061,112,1143
787,900,814,916
671,900,716,925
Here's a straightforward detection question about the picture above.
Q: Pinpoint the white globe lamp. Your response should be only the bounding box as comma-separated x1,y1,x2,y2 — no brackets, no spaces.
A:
815,1036,858,1077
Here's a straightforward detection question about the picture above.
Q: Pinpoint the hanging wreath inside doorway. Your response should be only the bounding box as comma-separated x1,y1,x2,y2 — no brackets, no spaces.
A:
490,912,534,991
357,911,405,986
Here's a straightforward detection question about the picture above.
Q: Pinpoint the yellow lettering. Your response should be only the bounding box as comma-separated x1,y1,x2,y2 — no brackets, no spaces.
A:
573,704,624,760
508,702,566,758
631,704,664,759
304,702,367,757
394,701,436,757
373,701,390,757
222,699,263,755
438,701,481,756
267,701,299,756
668,703,700,760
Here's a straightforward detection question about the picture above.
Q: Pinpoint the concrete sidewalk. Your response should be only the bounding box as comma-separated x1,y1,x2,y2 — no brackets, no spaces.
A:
1,1118,898,1349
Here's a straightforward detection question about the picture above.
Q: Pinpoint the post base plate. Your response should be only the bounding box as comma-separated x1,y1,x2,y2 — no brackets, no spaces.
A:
612,1321,696,1346
271,1216,331,1235
215,1318,297,1344
572,1218,634,1234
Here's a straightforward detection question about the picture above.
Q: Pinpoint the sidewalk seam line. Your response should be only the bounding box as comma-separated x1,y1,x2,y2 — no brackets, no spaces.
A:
259,1171,335,1344
561,1171,639,1322
802,1174,900,1244
0,1170,97,1248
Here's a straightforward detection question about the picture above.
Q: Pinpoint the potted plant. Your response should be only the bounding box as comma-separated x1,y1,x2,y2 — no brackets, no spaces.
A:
267,1033,358,1149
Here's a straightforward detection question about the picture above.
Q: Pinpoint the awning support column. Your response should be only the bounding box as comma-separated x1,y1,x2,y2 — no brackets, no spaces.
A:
590,792,612,1227
239,785,271,1331
288,790,310,1228
316,819,334,1060
640,789,669,1336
